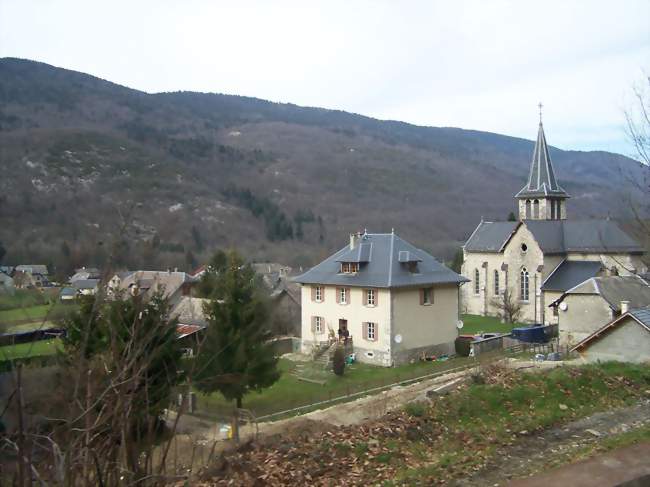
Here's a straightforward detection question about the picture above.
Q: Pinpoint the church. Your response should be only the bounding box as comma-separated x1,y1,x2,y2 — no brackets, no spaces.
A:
461,118,647,325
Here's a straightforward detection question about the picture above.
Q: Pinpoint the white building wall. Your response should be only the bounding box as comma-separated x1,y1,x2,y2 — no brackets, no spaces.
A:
579,318,650,363
557,294,615,347
300,285,392,366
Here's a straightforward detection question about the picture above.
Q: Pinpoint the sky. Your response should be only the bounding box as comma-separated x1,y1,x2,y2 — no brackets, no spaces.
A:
1,0,649,155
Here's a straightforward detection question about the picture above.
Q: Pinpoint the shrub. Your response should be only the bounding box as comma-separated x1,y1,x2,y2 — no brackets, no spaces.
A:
405,401,427,418
332,346,346,376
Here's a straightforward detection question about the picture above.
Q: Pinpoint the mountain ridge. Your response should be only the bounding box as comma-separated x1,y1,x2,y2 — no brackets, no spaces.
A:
0,57,640,276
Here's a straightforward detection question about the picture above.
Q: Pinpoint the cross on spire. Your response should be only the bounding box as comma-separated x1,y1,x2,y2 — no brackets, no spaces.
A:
538,102,543,123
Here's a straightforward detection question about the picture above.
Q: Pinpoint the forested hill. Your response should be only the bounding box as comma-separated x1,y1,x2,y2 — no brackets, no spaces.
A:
0,58,639,276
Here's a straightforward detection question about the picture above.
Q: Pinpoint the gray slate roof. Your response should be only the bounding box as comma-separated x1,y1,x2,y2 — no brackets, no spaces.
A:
465,220,643,255
294,233,468,288
15,264,48,275
515,122,569,199
73,279,100,290
541,260,603,292
464,221,520,252
629,307,650,328
555,275,650,312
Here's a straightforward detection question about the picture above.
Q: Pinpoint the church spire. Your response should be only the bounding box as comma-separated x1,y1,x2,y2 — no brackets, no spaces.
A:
515,111,569,220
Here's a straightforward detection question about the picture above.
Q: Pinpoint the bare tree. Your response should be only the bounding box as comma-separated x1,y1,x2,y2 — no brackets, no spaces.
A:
490,289,522,324
624,75,650,246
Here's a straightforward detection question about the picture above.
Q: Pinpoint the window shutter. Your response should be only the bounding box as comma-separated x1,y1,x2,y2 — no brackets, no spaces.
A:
362,322,368,340
419,289,424,305
321,286,325,302
374,289,379,306
374,323,378,341
345,288,349,304
311,316,316,332
336,288,340,304
311,286,316,302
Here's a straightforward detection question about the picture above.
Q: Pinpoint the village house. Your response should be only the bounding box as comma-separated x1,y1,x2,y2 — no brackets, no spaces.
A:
462,119,646,325
107,270,196,306
13,264,50,288
0,270,14,294
252,262,302,337
294,231,468,366
571,307,650,363
550,275,650,346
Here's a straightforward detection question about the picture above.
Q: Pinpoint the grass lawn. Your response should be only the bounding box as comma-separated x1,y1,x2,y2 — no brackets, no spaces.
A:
0,302,78,327
461,314,523,335
0,338,62,360
194,356,474,419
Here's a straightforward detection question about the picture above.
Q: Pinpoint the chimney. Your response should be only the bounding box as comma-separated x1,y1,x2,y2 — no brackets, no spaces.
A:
350,232,361,249
620,300,630,314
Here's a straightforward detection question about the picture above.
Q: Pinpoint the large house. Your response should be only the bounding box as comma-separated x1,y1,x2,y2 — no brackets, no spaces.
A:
462,120,646,325
294,231,468,366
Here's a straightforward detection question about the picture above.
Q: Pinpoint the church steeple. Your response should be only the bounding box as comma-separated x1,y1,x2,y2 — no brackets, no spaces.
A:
515,112,569,221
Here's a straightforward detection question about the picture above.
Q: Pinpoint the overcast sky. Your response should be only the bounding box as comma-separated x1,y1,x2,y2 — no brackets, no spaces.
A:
1,0,648,155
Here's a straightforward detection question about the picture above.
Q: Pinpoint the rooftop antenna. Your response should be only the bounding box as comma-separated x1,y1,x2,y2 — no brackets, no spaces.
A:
538,102,543,124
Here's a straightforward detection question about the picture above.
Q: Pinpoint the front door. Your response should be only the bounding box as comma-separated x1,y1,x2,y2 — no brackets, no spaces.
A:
338,319,348,332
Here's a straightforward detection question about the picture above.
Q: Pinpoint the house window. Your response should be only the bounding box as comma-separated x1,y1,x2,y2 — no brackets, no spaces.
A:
525,199,531,219
494,270,500,295
366,289,375,306
533,199,539,219
474,269,480,295
520,267,529,301
340,262,359,273
421,287,433,305
338,287,347,304
366,322,376,341
315,286,323,302
407,262,419,273
315,316,323,333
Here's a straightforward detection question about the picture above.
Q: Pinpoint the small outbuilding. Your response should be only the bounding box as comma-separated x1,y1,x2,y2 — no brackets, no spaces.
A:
571,307,650,363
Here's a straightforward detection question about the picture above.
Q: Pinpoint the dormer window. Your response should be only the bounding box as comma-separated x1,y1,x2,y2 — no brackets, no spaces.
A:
407,262,419,273
340,262,359,274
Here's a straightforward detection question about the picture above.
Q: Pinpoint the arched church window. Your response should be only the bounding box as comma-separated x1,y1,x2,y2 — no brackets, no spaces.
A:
533,200,539,219
557,201,562,219
494,270,500,295
550,200,556,219
520,267,530,301
474,269,480,295
525,200,531,219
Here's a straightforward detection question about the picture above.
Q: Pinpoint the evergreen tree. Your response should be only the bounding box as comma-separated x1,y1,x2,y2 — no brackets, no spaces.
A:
450,248,463,273
0,241,5,264
194,250,280,409
507,211,517,221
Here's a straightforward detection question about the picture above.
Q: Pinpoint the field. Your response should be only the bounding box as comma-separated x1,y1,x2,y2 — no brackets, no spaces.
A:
0,338,62,360
461,313,523,334
0,288,77,332
202,361,650,485
194,355,474,419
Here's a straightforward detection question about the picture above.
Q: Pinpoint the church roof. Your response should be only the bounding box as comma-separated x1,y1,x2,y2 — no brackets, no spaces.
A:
464,219,643,255
541,260,603,292
464,221,520,253
294,232,468,288
515,122,569,199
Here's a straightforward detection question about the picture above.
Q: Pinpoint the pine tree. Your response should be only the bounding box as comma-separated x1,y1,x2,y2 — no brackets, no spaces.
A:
194,250,280,409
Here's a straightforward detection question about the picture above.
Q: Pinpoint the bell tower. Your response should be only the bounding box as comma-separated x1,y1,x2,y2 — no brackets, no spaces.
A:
515,106,569,220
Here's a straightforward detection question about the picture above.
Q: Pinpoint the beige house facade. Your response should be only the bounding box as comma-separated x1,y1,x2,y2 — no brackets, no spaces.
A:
295,232,467,366
549,275,650,346
571,307,650,363
462,121,646,325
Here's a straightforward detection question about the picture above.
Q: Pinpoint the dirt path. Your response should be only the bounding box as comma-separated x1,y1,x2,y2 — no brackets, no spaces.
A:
452,399,650,487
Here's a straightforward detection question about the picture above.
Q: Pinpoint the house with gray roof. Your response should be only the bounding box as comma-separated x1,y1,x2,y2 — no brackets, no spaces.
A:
571,306,650,363
294,231,468,366
549,275,650,346
462,118,646,324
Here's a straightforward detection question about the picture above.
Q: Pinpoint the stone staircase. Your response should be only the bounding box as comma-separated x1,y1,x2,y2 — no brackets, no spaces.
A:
312,341,338,369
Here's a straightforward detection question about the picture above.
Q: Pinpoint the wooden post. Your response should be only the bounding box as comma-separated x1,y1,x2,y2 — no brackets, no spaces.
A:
17,364,25,487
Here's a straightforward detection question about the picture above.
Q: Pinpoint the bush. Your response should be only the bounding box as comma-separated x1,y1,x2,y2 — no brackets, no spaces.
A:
405,401,427,418
332,346,346,376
